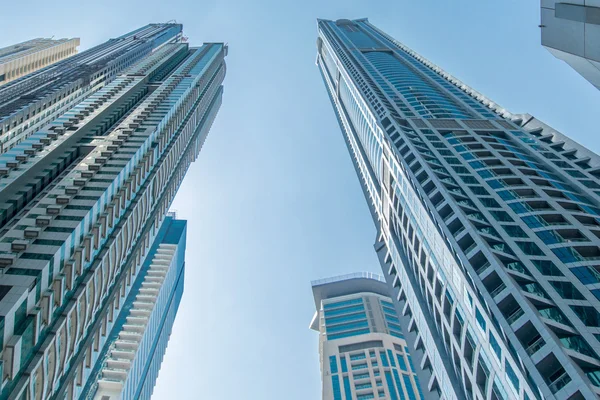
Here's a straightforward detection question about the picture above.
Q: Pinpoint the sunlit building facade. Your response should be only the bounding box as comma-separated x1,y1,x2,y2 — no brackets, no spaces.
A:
82,215,186,400
317,17,600,400
0,24,182,153
311,272,424,400
0,25,226,399
0,38,80,87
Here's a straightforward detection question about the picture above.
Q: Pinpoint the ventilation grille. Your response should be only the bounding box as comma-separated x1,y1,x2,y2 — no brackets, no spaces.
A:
462,119,496,130
429,119,461,129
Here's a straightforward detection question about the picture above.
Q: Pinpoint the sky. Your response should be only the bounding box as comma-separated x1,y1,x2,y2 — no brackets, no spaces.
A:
2,0,600,399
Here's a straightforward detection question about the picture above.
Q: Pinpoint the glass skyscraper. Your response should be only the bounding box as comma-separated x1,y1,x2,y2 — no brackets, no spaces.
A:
82,215,186,400
311,272,424,400
317,18,600,400
0,24,226,400
0,23,182,153
0,37,80,87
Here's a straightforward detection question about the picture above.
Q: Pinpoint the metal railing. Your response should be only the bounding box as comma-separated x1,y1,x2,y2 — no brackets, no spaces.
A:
311,271,386,286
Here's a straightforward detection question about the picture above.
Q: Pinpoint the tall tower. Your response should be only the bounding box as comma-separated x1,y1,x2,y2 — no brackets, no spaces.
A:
541,1,600,90
0,24,182,153
83,215,186,400
0,26,226,399
317,18,600,400
311,273,424,400
0,38,80,87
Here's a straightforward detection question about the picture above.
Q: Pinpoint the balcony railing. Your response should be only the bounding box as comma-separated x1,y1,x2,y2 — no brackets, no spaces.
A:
490,283,506,298
475,261,491,275
506,308,524,325
548,372,571,394
526,337,545,355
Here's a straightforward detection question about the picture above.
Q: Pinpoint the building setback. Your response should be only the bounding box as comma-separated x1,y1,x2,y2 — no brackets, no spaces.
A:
0,26,226,399
311,272,424,400
0,24,182,153
0,38,80,87
541,1,600,90
317,17,600,400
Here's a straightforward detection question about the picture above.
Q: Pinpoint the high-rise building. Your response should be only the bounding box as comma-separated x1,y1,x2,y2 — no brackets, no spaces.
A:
317,17,600,400
82,214,186,400
0,38,80,87
0,24,182,153
541,1,600,90
0,26,226,399
310,272,424,400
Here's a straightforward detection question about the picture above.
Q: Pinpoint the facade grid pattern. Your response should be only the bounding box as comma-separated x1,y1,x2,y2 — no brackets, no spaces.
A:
317,17,600,400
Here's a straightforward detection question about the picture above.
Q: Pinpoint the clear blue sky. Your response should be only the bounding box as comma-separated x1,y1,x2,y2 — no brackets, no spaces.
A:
2,0,600,398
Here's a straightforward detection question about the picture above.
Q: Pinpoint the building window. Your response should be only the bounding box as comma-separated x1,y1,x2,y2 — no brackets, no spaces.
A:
476,308,486,332
549,281,584,300
489,332,502,361
330,356,338,374
571,306,600,327
505,361,520,393
516,241,545,256
502,225,528,238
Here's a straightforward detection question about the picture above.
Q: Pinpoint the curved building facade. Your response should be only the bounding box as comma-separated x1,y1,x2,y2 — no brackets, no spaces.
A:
317,17,600,400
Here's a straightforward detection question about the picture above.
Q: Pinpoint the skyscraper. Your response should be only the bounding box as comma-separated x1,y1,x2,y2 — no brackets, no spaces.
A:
82,214,186,400
0,24,182,153
541,1,600,90
0,38,80,87
311,272,424,400
0,25,226,399
317,18,600,400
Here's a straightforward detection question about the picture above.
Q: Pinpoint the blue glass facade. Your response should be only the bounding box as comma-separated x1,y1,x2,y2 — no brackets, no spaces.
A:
311,273,424,400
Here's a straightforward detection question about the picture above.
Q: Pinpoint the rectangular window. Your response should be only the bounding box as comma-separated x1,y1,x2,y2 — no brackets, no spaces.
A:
516,241,545,256
403,374,418,400
489,332,501,361
330,356,338,374
324,298,363,310
387,350,396,367
343,376,353,399
385,371,398,400
45,226,75,233
505,361,520,393
531,260,563,276
501,226,527,239
490,210,513,222
20,252,54,261
476,308,486,332
331,375,342,400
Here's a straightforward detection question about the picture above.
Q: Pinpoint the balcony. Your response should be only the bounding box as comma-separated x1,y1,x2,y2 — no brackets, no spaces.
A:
476,261,491,275
506,308,524,325
504,261,530,276
521,283,549,299
490,283,506,298
538,308,572,327
525,336,545,356
548,371,571,394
